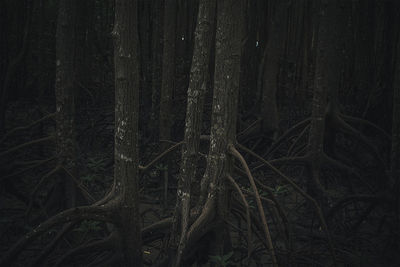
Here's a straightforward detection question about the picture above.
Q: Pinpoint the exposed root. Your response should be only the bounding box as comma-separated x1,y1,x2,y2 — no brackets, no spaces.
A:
332,113,387,170
288,124,310,156
0,204,115,266
340,113,391,141
0,113,55,144
26,165,62,217
61,166,96,203
227,174,252,259
236,143,337,265
55,232,117,266
31,222,77,267
139,141,184,172
265,118,310,158
0,135,54,158
229,144,278,267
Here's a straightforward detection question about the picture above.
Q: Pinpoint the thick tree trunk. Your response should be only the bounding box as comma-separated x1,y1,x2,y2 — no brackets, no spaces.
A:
112,0,142,265
55,0,77,209
197,0,244,258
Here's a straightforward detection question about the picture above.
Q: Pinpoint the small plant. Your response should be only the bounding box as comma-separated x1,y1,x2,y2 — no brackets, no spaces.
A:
155,163,168,171
74,220,102,233
209,251,234,267
81,174,97,184
272,184,289,196
86,156,107,172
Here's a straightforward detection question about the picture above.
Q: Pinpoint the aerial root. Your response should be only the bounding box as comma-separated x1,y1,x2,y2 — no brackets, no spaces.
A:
229,144,278,267
55,232,117,266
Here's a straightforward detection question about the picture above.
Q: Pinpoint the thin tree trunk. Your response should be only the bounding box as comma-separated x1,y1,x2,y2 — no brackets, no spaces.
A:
150,0,163,138
308,0,344,199
55,0,77,209
391,25,400,250
112,0,142,265
159,0,176,145
260,0,289,138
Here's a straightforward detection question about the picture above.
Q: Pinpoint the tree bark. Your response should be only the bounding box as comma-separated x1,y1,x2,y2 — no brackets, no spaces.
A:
55,0,77,209
308,0,344,198
172,0,216,265
159,0,176,145
260,0,289,138
198,0,244,258
112,0,142,265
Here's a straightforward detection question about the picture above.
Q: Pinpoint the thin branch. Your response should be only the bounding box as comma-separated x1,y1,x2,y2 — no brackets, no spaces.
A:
229,144,278,267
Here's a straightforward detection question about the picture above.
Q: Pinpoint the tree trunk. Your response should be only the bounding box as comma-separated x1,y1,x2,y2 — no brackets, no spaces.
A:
260,0,289,138
391,24,400,251
197,0,244,258
171,0,216,265
308,0,344,198
159,0,176,145
55,0,77,209
112,0,142,265
150,0,164,138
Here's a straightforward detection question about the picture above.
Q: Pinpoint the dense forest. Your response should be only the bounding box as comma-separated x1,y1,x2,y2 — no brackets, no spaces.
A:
0,0,399,266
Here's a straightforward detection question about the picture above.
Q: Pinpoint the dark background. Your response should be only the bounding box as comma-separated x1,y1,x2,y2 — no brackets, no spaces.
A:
1,0,399,266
